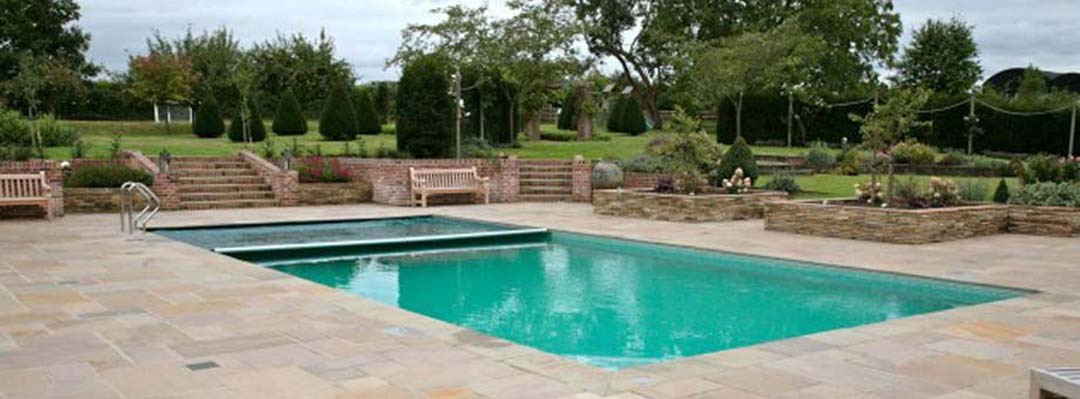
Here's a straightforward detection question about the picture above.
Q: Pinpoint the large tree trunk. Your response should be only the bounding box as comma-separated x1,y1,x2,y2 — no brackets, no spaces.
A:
525,115,541,140
643,85,662,130
575,85,594,140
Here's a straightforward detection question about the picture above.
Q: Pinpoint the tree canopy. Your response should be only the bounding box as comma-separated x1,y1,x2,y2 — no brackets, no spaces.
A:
896,18,982,95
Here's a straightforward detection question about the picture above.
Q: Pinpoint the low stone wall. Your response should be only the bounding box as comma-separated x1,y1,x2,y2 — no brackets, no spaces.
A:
296,183,372,206
1008,205,1080,237
594,189,788,222
764,200,1010,244
64,187,149,213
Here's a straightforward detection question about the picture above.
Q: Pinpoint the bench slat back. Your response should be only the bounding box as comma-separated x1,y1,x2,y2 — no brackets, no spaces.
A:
0,173,48,199
411,168,481,189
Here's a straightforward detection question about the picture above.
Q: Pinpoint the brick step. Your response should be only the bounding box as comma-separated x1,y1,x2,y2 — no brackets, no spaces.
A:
169,162,250,170
519,160,573,165
175,176,268,185
519,179,572,188
179,191,276,202
177,184,272,194
520,166,573,173
172,169,260,177
521,186,572,195
519,194,573,202
178,199,279,210
169,156,242,163
519,172,573,179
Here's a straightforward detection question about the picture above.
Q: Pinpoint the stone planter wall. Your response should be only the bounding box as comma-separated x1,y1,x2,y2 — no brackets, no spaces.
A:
1008,205,1080,237
764,200,1010,244
594,189,789,222
296,182,372,206
64,187,148,213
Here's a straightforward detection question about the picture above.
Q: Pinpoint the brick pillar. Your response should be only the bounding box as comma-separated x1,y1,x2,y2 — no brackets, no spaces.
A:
501,155,520,203
571,155,592,203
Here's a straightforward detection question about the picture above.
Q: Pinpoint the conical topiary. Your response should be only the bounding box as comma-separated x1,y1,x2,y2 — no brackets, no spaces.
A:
272,88,307,136
993,178,1010,203
228,98,266,143
354,89,381,135
621,97,647,136
606,97,626,133
557,90,578,131
192,94,225,138
717,137,759,184
320,83,357,141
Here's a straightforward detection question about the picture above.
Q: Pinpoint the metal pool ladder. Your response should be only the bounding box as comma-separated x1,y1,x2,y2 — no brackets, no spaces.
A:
120,181,160,233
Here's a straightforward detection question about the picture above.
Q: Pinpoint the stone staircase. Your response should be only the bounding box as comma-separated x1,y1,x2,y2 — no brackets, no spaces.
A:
170,156,278,210
519,160,574,202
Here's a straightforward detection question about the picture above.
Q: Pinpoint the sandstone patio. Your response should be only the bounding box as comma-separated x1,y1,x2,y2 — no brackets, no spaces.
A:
1,203,1077,399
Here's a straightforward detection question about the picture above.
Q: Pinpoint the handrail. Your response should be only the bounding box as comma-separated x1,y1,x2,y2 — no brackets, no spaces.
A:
120,182,160,233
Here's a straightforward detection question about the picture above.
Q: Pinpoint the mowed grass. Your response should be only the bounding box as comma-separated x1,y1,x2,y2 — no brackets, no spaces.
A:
44,120,814,160
758,174,1017,200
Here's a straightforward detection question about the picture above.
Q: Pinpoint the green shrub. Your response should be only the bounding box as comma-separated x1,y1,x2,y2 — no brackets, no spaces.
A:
606,97,626,133
396,54,453,158
35,115,79,147
928,177,961,208
228,98,267,143
1025,154,1061,183
763,174,801,194
272,88,308,136
648,108,721,193
65,164,153,188
804,141,835,171
936,150,968,166
716,137,758,184
539,130,577,142
320,83,358,141
460,136,495,158
0,110,32,161
557,90,578,131
192,95,226,138
956,179,989,202
993,179,1010,203
354,89,381,135
1009,182,1080,208
620,97,648,136
890,140,937,165
892,177,926,208
1063,158,1080,182
621,153,663,173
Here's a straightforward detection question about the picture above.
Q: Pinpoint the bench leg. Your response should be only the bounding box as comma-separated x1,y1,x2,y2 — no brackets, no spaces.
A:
421,193,428,208
484,190,489,204
44,203,54,220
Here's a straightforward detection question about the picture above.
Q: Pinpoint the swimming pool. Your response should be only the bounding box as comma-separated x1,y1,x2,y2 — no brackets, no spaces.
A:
158,218,1027,370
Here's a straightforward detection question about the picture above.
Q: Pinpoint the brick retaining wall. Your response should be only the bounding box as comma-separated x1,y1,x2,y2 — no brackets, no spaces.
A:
64,187,148,213
594,189,789,222
297,183,372,206
341,157,521,206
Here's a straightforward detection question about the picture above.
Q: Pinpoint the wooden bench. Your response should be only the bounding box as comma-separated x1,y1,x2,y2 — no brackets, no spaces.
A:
1031,367,1080,399
409,167,489,207
0,172,54,219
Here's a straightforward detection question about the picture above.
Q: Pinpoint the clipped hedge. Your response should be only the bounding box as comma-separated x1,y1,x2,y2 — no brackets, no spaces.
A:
354,89,382,135
66,164,154,188
320,83,358,141
557,90,578,131
272,88,308,136
621,97,648,136
228,98,267,143
607,97,627,133
193,95,226,138
397,54,453,158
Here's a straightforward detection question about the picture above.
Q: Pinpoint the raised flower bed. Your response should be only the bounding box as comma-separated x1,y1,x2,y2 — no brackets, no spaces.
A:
296,182,371,205
594,188,788,222
764,200,1010,244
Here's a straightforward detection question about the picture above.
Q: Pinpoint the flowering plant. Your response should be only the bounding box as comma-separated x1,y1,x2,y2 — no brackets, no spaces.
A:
928,177,960,207
721,167,752,194
855,181,883,204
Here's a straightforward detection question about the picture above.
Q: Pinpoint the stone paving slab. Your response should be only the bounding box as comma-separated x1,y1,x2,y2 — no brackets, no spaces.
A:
0,203,1077,398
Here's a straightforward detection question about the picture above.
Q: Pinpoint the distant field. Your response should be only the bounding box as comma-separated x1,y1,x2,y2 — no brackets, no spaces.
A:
44,120,815,160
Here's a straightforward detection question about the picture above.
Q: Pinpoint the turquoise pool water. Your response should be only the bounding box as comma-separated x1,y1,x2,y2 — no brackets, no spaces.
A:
153,216,535,253
259,230,1025,370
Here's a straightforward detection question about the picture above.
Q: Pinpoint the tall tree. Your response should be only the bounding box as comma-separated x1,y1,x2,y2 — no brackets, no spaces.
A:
249,31,353,112
148,28,244,110
688,22,825,140
896,18,982,95
849,88,931,202
0,0,95,112
397,54,453,158
3,54,83,118
126,49,195,129
1016,65,1048,100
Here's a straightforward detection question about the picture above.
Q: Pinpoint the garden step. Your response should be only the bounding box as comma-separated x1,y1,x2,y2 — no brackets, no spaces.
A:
178,199,279,210
519,178,572,187
521,186,572,194
520,166,573,173
519,172,573,179
169,156,242,163
172,169,260,177
168,162,249,170
179,191,276,202
177,184,271,194
175,176,268,185
519,194,573,202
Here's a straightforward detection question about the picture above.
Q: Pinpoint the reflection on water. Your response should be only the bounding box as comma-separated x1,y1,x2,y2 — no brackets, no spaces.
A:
271,233,1022,369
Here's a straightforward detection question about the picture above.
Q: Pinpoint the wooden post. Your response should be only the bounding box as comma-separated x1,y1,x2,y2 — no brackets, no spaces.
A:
968,93,976,155
1070,102,1077,157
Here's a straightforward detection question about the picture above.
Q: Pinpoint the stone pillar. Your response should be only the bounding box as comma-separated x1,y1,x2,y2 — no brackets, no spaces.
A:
571,155,592,203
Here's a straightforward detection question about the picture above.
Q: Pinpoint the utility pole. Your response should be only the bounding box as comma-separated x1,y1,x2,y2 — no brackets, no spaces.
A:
453,64,463,159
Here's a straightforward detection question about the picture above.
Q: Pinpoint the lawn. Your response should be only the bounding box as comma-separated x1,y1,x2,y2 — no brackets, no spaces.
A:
45,120,813,160
757,174,1016,200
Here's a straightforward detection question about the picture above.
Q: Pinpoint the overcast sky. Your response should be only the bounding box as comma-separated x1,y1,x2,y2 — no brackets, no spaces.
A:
79,0,1080,82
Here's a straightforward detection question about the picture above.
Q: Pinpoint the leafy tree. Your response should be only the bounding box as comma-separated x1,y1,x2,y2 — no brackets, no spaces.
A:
272,88,307,136
319,83,357,141
849,88,931,203
249,31,354,113
353,89,381,135
126,50,195,129
621,97,648,135
148,28,244,111
1016,65,1048,99
896,18,982,95
557,90,578,131
716,137,758,185
0,0,96,85
689,22,825,140
397,54,453,158
3,54,85,117
192,94,225,138
227,97,265,142
227,97,266,142
374,82,391,124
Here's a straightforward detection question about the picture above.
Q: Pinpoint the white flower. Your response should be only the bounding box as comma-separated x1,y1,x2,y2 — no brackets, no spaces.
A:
60,161,71,169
